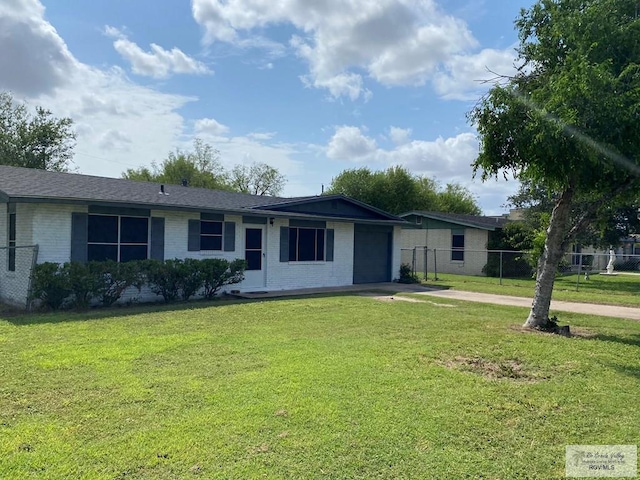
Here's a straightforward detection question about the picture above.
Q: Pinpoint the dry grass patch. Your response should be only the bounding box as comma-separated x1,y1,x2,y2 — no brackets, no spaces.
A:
439,355,546,382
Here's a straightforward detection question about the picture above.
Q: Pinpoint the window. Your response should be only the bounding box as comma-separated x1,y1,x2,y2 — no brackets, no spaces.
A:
200,221,223,250
87,214,149,262
289,227,325,261
451,230,464,261
7,204,16,271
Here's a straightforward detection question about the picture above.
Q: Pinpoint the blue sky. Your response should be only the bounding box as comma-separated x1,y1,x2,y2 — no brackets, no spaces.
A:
1,0,528,214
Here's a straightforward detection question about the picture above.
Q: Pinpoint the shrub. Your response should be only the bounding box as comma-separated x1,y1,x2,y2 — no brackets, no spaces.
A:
91,260,144,307
65,261,100,310
143,259,183,303
398,263,420,284
177,258,204,301
200,258,246,299
31,262,71,310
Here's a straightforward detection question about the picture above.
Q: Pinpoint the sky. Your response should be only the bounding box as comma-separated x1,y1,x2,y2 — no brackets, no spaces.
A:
0,0,529,215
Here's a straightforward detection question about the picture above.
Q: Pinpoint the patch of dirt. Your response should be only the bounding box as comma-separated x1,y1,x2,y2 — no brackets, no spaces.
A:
359,294,456,307
439,355,546,382
509,324,597,339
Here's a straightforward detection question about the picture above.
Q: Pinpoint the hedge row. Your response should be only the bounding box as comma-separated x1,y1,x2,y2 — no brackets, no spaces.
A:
30,258,247,310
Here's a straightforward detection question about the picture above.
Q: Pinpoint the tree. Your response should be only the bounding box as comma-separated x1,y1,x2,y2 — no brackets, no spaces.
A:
123,138,287,196
123,138,229,190
325,166,481,215
0,91,75,171
468,0,640,329
229,162,286,196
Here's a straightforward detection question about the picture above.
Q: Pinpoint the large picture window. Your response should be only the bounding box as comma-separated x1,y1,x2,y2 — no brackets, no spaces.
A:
87,214,149,262
451,230,465,261
289,227,325,262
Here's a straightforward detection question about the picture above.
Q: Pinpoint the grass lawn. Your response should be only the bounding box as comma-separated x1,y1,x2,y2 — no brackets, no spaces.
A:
1,296,639,479
424,272,640,307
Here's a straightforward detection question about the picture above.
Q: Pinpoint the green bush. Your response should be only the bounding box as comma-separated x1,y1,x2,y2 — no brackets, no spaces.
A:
177,258,204,301
398,263,420,284
31,262,71,310
142,259,184,303
65,262,101,310
91,261,144,307
200,258,246,299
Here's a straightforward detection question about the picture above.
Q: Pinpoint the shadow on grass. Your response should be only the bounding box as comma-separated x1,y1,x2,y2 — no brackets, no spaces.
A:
593,333,640,348
1,290,386,327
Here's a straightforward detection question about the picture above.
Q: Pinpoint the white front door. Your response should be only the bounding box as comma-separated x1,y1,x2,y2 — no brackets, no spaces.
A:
243,226,266,289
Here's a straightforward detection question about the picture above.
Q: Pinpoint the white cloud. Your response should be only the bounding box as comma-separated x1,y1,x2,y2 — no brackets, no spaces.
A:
105,25,211,78
433,47,518,100
389,126,412,145
324,125,520,213
194,117,230,136
192,0,478,100
327,126,377,160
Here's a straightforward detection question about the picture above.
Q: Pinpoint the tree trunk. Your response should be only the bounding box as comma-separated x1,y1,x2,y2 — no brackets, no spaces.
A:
524,187,574,328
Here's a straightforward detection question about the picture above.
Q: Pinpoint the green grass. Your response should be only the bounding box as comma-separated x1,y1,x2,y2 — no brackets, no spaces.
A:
423,272,640,307
1,297,639,479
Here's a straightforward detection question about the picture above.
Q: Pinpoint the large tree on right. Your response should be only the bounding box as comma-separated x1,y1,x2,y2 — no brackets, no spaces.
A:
469,0,640,329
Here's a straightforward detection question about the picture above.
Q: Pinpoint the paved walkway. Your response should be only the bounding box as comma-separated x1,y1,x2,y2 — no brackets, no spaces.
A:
234,283,640,321
414,289,640,321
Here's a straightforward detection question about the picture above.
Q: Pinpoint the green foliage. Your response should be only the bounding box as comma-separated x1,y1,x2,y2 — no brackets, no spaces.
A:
177,258,204,301
91,261,144,307
142,259,184,303
398,263,420,284
325,166,481,215
123,138,286,196
30,263,71,310
65,262,100,310
200,258,246,299
229,162,286,196
0,91,76,171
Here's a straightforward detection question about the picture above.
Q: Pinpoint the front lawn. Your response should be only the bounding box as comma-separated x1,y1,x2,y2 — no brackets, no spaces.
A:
1,296,639,479
425,272,640,307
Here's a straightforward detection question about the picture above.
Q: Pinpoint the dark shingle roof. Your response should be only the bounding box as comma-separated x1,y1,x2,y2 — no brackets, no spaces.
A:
0,165,304,210
0,165,405,224
400,210,509,231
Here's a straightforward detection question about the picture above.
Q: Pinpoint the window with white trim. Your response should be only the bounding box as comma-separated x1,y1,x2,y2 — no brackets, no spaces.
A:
7,204,16,271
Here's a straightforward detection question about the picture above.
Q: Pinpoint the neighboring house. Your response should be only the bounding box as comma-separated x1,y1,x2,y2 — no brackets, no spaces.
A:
399,211,508,275
0,165,405,307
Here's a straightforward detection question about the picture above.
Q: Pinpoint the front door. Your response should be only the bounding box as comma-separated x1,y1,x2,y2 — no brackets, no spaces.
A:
243,227,266,289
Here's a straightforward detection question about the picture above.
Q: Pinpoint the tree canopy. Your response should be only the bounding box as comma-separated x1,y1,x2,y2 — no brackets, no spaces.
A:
325,166,481,215
0,91,76,171
468,0,640,329
123,138,286,196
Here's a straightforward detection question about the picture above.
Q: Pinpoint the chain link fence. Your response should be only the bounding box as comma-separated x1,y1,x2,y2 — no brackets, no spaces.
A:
0,245,39,309
401,247,640,289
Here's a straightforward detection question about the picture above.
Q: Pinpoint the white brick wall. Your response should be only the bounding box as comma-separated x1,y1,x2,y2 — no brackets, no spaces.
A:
264,219,354,291
0,203,403,306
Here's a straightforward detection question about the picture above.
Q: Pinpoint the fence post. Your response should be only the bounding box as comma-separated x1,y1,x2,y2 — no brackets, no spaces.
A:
424,246,428,281
575,253,582,292
26,244,39,312
499,250,503,286
412,247,417,276
433,248,438,280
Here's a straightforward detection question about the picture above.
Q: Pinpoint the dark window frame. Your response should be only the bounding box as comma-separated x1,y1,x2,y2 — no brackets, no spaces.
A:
200,220,223,251
451,230,465,262
288,227,325,262
87,214,149,262
8,205,16,271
